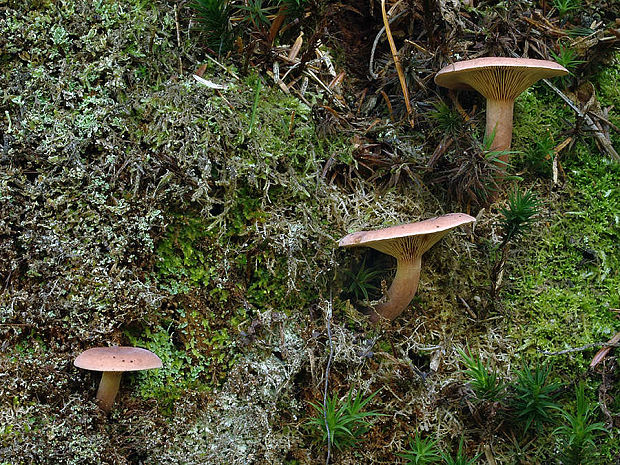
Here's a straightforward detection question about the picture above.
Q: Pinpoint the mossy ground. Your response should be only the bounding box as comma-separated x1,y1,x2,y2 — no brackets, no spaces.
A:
506,56,619,365
1,0,618,464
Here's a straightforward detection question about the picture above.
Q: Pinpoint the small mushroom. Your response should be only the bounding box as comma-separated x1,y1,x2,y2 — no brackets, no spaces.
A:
74,346,162,412
434,57,568,165
339,213,475,323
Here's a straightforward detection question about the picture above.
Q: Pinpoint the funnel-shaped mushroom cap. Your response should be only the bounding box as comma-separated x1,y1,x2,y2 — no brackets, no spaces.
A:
434,57,568,100
339,213,476,258
74,347,162,372
339,213,476,322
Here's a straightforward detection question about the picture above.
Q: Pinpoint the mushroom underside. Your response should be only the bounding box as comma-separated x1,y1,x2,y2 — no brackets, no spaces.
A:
367,232,448,321
436,63,569,167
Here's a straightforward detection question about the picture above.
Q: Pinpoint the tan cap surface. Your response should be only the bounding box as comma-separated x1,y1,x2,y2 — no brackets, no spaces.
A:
339,213,475,248
435,57,568,99
74,347,162,372
339,213,475,260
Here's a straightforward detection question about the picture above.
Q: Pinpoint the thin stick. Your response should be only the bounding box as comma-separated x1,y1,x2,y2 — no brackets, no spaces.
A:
380,0,414,127
174,5,183,75
368,10,407,79
380,90,394,122
203,54,241,81
543,78,618,160
591,112,619,133
323,289,334,465
484,444,497,465
248,77,262,134
303,70,346,108
540,342,620,356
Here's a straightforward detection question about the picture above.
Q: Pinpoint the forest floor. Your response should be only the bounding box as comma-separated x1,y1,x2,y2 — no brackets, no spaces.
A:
0,0,619,464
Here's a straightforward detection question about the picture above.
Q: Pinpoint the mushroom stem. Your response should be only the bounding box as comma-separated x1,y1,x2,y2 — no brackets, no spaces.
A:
371,256,422,322
96,371,122,413
485,99,515,162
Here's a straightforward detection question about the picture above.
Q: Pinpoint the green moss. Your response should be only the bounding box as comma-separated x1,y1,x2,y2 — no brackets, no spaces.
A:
127,325,239,414
503,145,619,366
243,252,316,313
593,51,620,147
155,215,223,295
505,69,618,371
512,84,573,174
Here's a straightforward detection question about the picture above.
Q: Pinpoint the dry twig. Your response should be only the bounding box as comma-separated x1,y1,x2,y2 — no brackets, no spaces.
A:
323,290,334,465
540,342,620,356
542,78,619,161
174,4,183,75
380,0,414,127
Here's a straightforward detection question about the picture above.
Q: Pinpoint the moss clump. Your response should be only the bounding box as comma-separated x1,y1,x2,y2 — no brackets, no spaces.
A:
504,147,619,365
594,51,620,148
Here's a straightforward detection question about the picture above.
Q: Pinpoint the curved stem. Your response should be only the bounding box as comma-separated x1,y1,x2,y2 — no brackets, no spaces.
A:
371,256,422,322
96,371,122,413
485,99,515,163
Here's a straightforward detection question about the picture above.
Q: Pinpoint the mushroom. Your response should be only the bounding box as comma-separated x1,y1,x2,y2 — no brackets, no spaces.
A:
434,57,568,164
74,346,162,412
339,213,476,323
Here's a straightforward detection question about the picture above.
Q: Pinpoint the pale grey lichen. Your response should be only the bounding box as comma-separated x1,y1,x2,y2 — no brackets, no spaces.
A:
151,310,307,465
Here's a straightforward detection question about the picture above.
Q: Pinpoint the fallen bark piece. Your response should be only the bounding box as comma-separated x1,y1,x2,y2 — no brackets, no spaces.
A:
590,332,620,369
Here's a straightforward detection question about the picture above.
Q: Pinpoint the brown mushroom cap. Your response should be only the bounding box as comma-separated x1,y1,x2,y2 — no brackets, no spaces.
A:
339,213,476,322
434,57,568,99
74,347,162,372
339,213,476,258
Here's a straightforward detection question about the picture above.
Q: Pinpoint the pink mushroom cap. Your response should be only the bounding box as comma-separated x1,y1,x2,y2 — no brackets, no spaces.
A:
74,346,162,372
339,213,476,322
